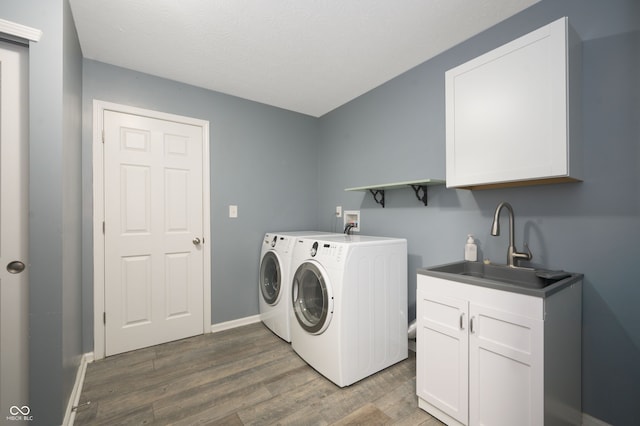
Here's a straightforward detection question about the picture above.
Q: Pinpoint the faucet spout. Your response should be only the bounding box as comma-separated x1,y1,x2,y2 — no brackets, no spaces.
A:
490,202,532,267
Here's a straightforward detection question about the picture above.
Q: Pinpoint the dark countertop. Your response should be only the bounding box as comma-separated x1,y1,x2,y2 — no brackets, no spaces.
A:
418,261,583,298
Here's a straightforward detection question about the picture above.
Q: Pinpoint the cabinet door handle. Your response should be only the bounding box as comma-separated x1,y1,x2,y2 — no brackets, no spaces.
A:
470,316,476,334
459,313,465,330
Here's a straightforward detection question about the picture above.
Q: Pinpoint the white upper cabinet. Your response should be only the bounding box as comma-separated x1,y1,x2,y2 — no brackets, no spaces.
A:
445,17,582,189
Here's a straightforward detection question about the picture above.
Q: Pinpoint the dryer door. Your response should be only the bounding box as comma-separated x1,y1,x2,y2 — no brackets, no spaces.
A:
292,261,333,335
260,251,282,305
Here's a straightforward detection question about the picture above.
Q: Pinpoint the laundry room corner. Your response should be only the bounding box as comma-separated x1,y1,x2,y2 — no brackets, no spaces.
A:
80,59,322,349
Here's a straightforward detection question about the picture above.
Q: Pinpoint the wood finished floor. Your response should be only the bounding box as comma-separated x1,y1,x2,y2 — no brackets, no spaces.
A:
74,322,443,425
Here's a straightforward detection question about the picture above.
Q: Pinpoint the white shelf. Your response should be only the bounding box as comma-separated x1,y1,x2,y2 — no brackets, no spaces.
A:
345,179,445,207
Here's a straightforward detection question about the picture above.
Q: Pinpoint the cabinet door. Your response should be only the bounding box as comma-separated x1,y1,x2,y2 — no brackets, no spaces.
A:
446,17,575,189
468,304,543,426
417,289,469,424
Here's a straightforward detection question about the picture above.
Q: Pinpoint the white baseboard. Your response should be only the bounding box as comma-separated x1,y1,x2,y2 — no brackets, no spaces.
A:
210,314,261,333
582,413,612,426
62,352,94,426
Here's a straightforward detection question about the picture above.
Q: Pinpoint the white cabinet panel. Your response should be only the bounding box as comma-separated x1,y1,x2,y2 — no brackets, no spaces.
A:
417,290,468,424
416,273,581,426
469,304,543,426
446,17,582,189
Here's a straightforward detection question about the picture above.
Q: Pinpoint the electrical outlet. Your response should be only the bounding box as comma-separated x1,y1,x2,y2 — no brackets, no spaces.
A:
336,206,342,217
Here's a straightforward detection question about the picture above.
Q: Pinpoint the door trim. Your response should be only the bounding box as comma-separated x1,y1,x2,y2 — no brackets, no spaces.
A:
0,18,42,44
92,100,211,360
0,39,29,418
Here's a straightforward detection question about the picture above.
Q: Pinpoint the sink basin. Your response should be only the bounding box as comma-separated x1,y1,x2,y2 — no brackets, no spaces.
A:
427,261,571,290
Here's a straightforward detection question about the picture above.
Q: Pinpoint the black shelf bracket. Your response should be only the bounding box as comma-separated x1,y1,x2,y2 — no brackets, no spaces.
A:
410,184,429,206
368,189,386,208
346,179,444,208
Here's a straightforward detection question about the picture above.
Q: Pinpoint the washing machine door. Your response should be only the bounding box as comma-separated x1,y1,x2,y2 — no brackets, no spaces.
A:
260,251,282,305
292,261,333,335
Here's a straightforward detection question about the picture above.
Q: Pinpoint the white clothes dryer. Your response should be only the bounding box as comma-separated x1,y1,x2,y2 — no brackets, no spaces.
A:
259,231,338,342
289,235,408,387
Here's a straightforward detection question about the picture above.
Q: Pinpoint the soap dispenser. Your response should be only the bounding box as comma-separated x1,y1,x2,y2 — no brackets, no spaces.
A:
465,234,477,261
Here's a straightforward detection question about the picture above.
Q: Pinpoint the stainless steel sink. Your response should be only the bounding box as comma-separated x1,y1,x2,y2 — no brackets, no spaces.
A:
427,261,571,290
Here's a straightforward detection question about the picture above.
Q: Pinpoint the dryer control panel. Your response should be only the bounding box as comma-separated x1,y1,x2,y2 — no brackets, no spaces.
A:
315,242,345,264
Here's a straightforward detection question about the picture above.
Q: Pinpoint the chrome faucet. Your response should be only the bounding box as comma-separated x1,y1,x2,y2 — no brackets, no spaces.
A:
490,202,532,268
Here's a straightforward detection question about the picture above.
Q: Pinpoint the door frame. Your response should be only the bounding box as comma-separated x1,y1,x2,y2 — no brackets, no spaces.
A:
0,18,42,44
93,100,211,360
0,36,30,418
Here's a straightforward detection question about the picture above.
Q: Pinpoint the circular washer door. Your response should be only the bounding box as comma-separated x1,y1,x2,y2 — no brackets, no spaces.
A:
260,251,282,305
291,261,333,335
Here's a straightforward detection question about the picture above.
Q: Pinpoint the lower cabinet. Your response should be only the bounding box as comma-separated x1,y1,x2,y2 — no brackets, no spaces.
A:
417,292,469,424
417,273,582,426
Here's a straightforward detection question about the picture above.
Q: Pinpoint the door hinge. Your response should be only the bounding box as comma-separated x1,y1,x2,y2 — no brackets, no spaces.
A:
102,221,105,234
101,129,105,144
103,312,106,325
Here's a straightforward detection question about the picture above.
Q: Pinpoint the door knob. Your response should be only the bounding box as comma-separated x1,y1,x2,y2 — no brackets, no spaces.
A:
7,261,26,274
192,237,201,246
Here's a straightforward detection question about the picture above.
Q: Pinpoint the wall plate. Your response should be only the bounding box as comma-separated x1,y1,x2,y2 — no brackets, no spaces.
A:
344,210,360,232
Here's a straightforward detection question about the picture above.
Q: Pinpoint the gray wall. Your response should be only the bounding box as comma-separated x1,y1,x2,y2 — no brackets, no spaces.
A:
2,0,84,424
5,0,638,424
316,1,639,424
81,60,320,349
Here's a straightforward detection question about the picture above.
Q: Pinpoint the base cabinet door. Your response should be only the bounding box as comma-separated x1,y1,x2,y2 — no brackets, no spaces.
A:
468,304,544,426
418,273,581,425
417,288,469,424
417,274,547,426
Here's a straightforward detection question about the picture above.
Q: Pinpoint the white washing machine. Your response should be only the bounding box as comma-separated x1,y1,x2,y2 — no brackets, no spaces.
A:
259,231,338,342
289,234,408,387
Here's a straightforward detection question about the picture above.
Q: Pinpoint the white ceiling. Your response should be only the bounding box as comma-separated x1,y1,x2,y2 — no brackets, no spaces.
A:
70,0,539,117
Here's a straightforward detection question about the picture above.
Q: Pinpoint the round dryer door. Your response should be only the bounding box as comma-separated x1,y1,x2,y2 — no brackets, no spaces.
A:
260,251,281,305
292,261,333,334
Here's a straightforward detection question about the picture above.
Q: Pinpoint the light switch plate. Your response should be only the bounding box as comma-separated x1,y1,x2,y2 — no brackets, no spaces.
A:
229,205,238,218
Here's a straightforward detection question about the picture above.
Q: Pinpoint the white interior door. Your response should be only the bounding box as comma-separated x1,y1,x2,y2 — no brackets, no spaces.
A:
0,41,29,417
103,110,206,356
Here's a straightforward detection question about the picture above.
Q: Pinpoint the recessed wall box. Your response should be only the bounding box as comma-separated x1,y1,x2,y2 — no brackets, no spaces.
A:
344,210,360,233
